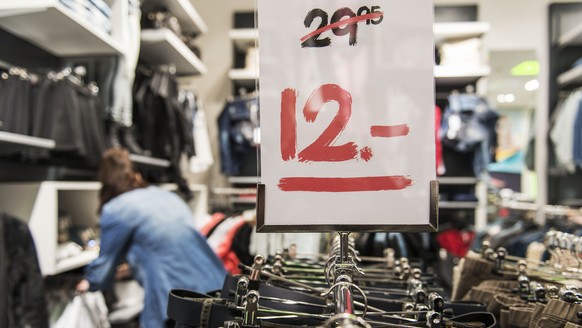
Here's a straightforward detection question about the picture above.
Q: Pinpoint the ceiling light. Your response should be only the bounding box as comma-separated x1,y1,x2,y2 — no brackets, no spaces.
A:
510,60,540,76
524,79,539,91
505,94,515,103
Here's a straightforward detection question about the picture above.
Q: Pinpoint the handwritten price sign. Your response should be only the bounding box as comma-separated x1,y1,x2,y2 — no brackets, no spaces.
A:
257,0,437,232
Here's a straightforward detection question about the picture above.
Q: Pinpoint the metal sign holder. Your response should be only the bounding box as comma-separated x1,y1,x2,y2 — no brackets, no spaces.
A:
256,180,439,233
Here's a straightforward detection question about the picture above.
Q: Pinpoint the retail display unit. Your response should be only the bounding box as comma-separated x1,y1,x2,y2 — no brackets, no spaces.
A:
0,0,208,276
548,3,582,205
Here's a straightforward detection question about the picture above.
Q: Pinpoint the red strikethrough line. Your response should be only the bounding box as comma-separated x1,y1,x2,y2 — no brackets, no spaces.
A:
278,176,413,192
299,12,384,43
370,124,410,138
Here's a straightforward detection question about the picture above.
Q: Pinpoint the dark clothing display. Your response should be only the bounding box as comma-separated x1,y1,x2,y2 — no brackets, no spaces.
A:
0,68,108,167
0,212,49,328
0,72,34,136
218,96,259,176
59,0,112,34
439,92,499,177
454,254,582,328
133,68,196,198
471,212,581,259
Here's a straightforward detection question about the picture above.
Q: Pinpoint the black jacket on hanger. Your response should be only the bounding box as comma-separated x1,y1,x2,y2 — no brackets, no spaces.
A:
0,212,48,328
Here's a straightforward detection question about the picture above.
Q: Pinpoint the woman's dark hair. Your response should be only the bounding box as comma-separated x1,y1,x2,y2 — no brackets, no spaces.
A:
98,148,147,213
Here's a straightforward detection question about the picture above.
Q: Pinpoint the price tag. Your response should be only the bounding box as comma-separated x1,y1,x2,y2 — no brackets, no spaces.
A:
257,0,437,232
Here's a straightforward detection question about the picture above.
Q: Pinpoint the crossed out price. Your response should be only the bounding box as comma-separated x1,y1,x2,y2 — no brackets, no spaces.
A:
301,5,384,47
277,84,413,193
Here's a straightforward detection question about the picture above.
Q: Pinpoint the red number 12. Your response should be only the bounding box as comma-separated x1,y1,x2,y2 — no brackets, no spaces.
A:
281,84,359,162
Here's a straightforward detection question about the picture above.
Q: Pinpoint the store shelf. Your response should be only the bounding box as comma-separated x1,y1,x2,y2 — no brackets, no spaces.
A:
0,131,55,152
439,201,479,209
434,65,491,86
140,28,207,76
434,22,490,45
230,197,257,204
229,28,258,51
229,69,258,88
437,177,480,185
558,21,582,47
55,250,98,275
557,65,582,86
141,0,207,34
228,176,260,184
0,181,208,275
231,23,489,49
129,154,171,168
0,0,124,56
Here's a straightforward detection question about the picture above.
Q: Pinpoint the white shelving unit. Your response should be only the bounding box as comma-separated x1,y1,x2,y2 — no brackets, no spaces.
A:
555,20,582,86
140,28,207,76
139,0,208,76
433,22,490,45
557,65,582,86
141,0,207,34
129,154,171,168
0,131,55,152
434,66,491,86
434,21,491,87
229,22,491,87
437,177,488,230
228,68,258,88
0,181,208,276
0,181,101,275
229,28,258,51
558,21,582,47
439,201,479,209
0,0,124,56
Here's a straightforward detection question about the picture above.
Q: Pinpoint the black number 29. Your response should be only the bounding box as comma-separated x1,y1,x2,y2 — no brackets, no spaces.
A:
301,7,358,47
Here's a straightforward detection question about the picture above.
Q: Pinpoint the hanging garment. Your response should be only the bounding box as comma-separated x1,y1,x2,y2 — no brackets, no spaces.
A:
218,96,259,176
0,72,35,136
133,68,195,199
30,76,106,167
201,213,253,274
190,106,214,173
439,92,499,177
435,105,445,175
110,0,140,128
0,212,49,328
550,91,581,174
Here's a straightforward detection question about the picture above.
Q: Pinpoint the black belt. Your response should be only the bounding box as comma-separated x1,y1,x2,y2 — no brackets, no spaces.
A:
167,289,235,328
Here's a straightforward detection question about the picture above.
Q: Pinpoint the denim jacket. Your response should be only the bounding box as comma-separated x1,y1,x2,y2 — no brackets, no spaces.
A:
218,97,259,175
439,93,498,176
85,186,226,328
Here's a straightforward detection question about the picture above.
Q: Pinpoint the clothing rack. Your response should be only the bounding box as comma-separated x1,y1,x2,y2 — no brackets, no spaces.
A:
169,231,492,327
502,200,582,217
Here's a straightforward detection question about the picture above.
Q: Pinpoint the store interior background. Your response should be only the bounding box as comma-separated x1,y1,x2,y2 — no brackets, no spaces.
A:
188,0,545,186
0,0,582,326
1,0,582,324
187,0,582,219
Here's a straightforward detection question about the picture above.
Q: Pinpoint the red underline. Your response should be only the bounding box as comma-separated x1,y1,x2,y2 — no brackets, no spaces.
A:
278,176,413,192
370,124,410,138
300,12,384,43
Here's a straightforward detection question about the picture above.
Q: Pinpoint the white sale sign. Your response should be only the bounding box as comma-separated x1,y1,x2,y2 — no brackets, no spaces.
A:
257,0,437,232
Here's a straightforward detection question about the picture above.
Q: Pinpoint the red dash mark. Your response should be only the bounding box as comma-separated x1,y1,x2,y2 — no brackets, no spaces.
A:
359,146,373,162
300,12,384,43
370,124,410,138
278,176,413,192
281,88,298,161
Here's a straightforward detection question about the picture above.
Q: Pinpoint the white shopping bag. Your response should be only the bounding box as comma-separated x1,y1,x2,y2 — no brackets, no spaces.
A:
53,292,110,328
